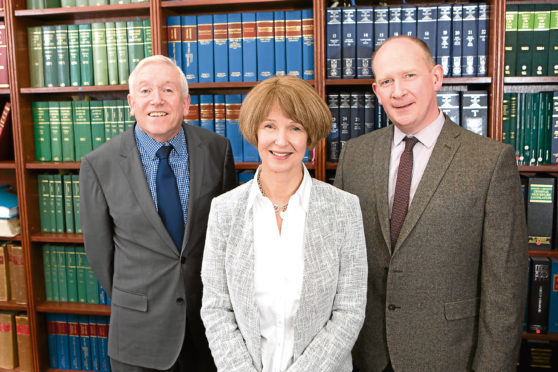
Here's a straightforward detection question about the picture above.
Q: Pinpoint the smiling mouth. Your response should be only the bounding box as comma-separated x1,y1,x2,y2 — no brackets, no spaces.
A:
148,112,168,117
270,151,292,157
394,103,413,109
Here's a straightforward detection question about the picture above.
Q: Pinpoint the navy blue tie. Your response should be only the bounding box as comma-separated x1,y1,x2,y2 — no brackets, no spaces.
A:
156,145,184,251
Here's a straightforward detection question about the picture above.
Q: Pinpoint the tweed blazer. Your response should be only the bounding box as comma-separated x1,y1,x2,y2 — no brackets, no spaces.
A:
334,117,528,371
201,177,367,372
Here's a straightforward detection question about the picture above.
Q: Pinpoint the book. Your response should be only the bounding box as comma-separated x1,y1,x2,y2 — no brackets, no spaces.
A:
350,93,364,139
73,100,93,161
356,7,373,79
0,311,16,369
225,94,243,162
7,244,26,304
0,101,12,161
28,26,45,87
55,244,68,301
550,6,558,76
59,101,75,161
67,314,81,370
461,4,478,77
91,22,108,86
90,100,105,150
301,9,314,80
286,10,302,78
72,175,81,233
214,14,229,82
214,95,226,137
552,92,558,164
401,5,417,38
37,174,51,232
127,20,144,73
274,11,286,77
78,314,92,371
517,4,535,76
15,313,32,372
185,95,199,127
46,313,58,368
105,21,119,85
326,8,342,79
0,186,17,219
364,92,375,133
181,15,198,83
417,6,437,64
256,12,274,81
197,15,214,83
451,4,463,77
527,177,555,250
143,19,152,57
55,313,70,369
199,95,214,132
461,91,488,136
519,339,558,369
339,93,350,151
228,13,243,82
95,316,110,372
327,93,340,162
477,3,489,77
42,245,53,301
528,257,551,334
374,7,389,52
75,246,87,304
68,24,81,86
42,25,58,87
0,243,9,301
65,246,78,302
115,21,129,84
548,258,558,333
78,24,93,86
533,4,551,76
89,315,99,371
505,5,519,76
388,7,402,38
437,5,452,77
0,217,20,238
54,25,70,87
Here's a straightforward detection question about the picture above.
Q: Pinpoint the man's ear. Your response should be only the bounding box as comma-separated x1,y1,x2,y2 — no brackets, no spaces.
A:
372,82,382,105
432,64,444,91
127,94,134,116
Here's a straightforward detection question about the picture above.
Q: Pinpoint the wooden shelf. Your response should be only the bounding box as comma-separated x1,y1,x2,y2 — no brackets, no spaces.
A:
0,235,21,241
522,332,558,342
31,233,84,244
528,250,558,258
36,302,110,316
21,85,128,94
0,87,9,94
14,3,149,20
0,300,27,311
504,76,558,84
325,77,491,86
26,162,80,170
0,161,16,169
162,0,312,12
518,165,558,173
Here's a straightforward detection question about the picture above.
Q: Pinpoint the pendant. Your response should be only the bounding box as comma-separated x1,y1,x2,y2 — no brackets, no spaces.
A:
279,210,287,219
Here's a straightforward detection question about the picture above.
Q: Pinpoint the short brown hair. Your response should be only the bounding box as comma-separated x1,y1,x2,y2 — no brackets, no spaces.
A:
372,36,435,75
239,76,332,149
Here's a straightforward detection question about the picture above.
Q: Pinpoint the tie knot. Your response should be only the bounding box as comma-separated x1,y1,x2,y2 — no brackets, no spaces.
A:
156,145,173,160
403,136,419,152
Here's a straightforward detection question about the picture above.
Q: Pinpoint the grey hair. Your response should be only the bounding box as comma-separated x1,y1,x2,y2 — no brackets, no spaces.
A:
128,55,189,97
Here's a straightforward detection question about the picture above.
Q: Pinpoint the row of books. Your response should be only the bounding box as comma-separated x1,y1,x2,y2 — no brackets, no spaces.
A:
27,20,152,88
38,174,81,234
526,257,558,335
502,92,557,166
167,10,314,83
326,90,489,162
0,312,32,371
27,0,148,8
46,313,110,371
518,339,558,370
43,245,111,305
0,242,26,304
33,100,134,162
326,3,489,79
505,4,558,77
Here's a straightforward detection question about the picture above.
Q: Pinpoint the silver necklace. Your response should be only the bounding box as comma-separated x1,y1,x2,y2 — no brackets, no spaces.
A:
257,172,289,219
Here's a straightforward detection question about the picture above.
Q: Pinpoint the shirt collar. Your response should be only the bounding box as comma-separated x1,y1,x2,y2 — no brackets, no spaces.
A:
135,123,187,160
393,110,445,149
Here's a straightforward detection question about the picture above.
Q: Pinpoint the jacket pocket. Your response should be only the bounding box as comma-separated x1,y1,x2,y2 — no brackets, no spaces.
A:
112,287,148,312
444,297,479,320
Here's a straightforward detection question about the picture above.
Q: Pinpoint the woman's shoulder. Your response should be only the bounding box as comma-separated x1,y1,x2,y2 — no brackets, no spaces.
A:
310,179,360,206
211,180,252,209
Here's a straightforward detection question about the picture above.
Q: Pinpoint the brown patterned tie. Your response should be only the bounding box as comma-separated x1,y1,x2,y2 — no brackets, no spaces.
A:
391,136,419,247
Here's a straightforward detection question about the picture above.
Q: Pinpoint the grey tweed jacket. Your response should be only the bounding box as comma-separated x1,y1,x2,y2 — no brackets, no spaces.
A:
201,178,367,372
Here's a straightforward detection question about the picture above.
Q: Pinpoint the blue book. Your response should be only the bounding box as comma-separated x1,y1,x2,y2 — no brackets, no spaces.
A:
243,139,259,162
0,187,18,218
301,9,314,80
96,317,110,372
238,171,255,184
350,93,365,139
228,13,243,82
256,12,275,81
417,6,437,59
200,95,214,132
242,13,257,82
67,314,82,370
214,95,226,137
181,16,198,83
477,3,489,77
462,4,478,77
56,313,71,370
89,315,100,372
437,91,460,125
376,100,388,129
364,92,375,133
274,11,286,76
356,7,374,79
548,258,558,333
303,149,310,162
78,315,92,371
286,10,303,78
389,7,402,37
197,15,214,83
167,16,182,69
326,8,342,79
437,5,452,77
225,94,243,162
46,313,58,368
213,14,229,82
339,93,351,151
373,7,389,51
341,7,356,79
327,93,340,162
185,95,200,127
401,5,417,37
452,4,463,77
98,283,108,305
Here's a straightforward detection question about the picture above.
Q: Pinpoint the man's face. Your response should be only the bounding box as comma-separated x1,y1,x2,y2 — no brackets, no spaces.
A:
128,62,190,143
372,38,443,135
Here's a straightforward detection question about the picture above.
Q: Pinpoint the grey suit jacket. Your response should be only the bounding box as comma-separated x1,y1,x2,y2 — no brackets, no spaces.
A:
334,117,528,371
200,178,367,372
80,123,236,370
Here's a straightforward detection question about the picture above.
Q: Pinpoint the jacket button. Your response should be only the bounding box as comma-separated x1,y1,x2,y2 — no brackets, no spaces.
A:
388,304,397,311
180,257,186,264
176,298,184,305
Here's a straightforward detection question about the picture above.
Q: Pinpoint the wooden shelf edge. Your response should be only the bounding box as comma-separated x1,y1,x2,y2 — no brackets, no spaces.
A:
26,162,80,170
31,233,84,243
21,85,128,94
522,332,558,341
0,160,16,169
14,3,149,17
162,0,312,9
325,77,491,86
36,302,110,316
528,250,558,258
0,234,21,241
518,165,558,172
505,76,558,84
0,300,27,311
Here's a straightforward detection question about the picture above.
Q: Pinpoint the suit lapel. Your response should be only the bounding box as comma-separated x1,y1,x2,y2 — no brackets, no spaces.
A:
374,127,394,253
393,118,461,253
119,128,178,254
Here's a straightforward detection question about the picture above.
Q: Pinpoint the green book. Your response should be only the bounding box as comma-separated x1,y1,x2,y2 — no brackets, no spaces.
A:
510,93,518,158
91,22,108,86
72,100,93,160
47,175,57,233
115,21,129,84
89,0,109,5
110,0,131,4
127,20,145,73
56,244,68,302
45,0,62,7
53,174,65,233
517,5,535,76
68,24,81,86
54,25,71,87
536,92,548,165
27,27,45,87
59,101,76,161
33,101,52,161
143,19,152,58
517,94,525,164
530,93,540,165
124,103,134,130
72,175,81,233
63,175,75,233
102,100,113,142
75,246,87,303
505,5,519,76
48,101,62,162
81,252,99,304
76,0,88,6
78,24,93,86
545,92,553,163
42,26,58,87
61,0,77,7
105,22,119,85
549,6,558,76
38,174,52,232
50,244,60,301
533,5,551,76
109,100,119,137
43,245,54,301
502,93,511,145
117,100,126,133
90,101,106,149
65,246,78,303
27,0,45,9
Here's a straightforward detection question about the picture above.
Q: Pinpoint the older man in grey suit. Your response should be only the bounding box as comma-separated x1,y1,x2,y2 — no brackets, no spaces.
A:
335,36,527,371
80,55,236,371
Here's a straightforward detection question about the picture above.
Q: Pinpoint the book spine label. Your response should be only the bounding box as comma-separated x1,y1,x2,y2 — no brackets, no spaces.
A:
356,7,373,79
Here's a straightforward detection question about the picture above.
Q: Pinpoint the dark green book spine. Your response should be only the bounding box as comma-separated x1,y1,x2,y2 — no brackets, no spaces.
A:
533,5,551,76
81,252,99,304
89,100,106,149
75,246,87,303
53,174,65,233
143,19,152,57
59,101,75,161
56,244,68,302
45,0,62,7
72,100,93,160
545,92,553,163
102,100,112,142
115,21,129,84
503,93,511,145
505,5,519,76
78,24,93,86
27,26,45,87
105,22,119,85
536,93,545,164
48,101,62,161
63,175,75,233
43,245,54,301
50,243,60,302
109,100,119,138
90,0,109,5
127,20,145,73
42,26,58,87
510,93,518,158
91,22,108,86
61,0,77,7
117,100,126,134
38,174,51,232
517,94,525,164
33,101,52,161
125,103,134,130
72,175,81,233
68,24,81,87
65,246,78,303
549,6,558,76
55,25,71,87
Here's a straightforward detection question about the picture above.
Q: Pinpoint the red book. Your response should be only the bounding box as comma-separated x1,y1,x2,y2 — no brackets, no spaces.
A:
0,102,13,160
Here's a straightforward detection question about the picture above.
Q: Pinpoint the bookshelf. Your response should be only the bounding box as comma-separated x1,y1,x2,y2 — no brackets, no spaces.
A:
0,0,555,370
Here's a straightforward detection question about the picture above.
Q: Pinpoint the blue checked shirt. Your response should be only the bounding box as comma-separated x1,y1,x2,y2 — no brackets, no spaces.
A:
135,125,190,225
